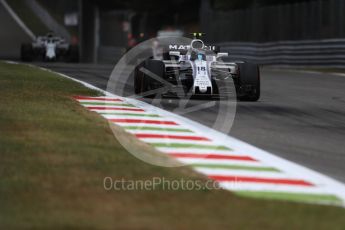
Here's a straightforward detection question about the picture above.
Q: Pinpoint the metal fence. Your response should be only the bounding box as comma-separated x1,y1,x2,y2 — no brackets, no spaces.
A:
219,38,345,67
201,0,345,43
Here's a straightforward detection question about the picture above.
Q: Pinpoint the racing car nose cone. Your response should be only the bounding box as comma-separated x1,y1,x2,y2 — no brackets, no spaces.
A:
200,86,207,93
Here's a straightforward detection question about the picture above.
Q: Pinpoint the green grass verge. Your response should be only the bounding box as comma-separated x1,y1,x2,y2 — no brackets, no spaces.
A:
6,0,49,36
1,62,345,229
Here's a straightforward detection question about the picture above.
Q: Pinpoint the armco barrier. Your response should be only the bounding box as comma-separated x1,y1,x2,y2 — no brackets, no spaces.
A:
219,39,345,68
96,39,345,67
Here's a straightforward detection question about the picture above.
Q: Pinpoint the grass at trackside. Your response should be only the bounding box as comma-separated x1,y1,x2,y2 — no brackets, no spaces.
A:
1,62,345,229
7,0,49,36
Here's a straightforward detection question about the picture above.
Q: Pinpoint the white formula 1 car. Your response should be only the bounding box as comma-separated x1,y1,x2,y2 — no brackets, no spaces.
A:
21,32,78,62
134,34,260,101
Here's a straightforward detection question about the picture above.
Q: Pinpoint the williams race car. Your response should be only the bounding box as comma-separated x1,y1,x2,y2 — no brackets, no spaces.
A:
134,34,260,101
21,32,78,62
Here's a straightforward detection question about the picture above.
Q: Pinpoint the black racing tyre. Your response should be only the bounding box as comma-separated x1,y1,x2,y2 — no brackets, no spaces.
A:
134,59,164,97
134,62,144,94
237,62,260,101
68,45,79,62
21,43,33,62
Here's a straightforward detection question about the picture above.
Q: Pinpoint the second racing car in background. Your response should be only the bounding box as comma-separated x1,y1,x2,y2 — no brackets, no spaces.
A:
21,32,79,62
134,33,260,101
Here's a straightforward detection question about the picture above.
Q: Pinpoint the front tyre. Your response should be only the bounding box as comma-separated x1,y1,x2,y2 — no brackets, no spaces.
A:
134,59,164,98
21,43,33,62
237,62,260,101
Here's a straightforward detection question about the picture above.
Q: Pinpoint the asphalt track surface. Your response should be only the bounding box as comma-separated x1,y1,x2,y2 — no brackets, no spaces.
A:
36,62,345,183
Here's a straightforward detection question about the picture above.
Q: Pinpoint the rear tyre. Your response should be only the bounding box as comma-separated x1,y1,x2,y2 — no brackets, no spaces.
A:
237,62,260,101
134,62,144,94
21,43,33,62
68,45,79,62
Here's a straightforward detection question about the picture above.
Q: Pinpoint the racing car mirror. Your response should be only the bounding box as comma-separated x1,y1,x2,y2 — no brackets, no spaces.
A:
216,52,228,58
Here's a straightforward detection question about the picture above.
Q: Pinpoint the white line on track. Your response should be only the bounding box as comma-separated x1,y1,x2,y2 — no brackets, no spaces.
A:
194,168,304,180
219,182,333,194
100,114,167,121
138,139,212,145
178,158,278,167
125,130,194,135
